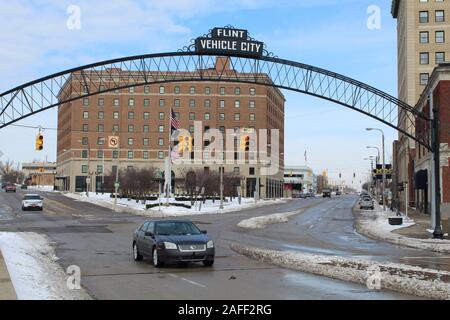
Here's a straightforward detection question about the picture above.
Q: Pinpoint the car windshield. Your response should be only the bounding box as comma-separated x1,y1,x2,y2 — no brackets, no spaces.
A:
155,222,201,236
24,195,41,200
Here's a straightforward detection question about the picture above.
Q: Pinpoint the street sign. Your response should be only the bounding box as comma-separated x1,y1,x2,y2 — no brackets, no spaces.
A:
108,136,119,148
373,164,392,180
195,27,264,58
86,177,91,184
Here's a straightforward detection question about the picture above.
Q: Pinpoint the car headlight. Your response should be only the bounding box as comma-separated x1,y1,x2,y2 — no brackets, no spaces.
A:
164,242,178,250
207,240,214,249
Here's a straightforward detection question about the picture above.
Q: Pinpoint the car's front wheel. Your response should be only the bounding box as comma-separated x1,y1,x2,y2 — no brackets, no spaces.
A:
133,242,143,262
152,247,164,268
203,260,214,267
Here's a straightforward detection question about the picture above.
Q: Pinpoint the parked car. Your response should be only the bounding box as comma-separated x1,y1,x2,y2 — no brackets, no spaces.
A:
360,197,374,210
22,194,43,211
132,220,215,267
323,189,332,198
306,193,315,198
21,184,28,190
5,183,16,193
336,191,342,196
298,193,308,199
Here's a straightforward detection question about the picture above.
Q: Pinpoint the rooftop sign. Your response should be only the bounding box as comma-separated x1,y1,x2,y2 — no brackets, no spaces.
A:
195,27,264,58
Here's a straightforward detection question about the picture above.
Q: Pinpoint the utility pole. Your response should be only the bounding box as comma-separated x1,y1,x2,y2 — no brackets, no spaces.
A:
430,91,443,239
86,147,90,197
219,166,224,209
366,128,386,211
102,149,105,194
113,134,120,212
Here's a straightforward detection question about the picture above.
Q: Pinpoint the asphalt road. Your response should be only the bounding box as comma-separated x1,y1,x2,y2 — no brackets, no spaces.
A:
0,189,440,300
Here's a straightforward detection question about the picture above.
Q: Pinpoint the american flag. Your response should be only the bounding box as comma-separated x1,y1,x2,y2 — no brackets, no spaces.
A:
170,109,180,132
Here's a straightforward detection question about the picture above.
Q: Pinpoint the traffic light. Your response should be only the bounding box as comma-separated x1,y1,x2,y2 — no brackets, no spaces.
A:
339,173,342,179
35,133,44,151
240,135,250,151
178,135,193,153
353,173,356,178
178,135,185,152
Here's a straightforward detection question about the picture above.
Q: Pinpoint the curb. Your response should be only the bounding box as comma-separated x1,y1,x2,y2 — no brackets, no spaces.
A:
352,204,450,254
0,251,17,300
230,243,450,300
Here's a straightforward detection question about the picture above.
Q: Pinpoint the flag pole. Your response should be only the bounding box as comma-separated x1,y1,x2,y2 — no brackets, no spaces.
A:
166,108,173,206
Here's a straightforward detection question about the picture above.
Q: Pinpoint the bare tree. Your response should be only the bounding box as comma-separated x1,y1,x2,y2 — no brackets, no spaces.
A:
0,160,24,183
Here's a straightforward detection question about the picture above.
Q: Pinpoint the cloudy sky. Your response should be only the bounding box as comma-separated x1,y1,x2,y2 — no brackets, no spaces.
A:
0,0,398,186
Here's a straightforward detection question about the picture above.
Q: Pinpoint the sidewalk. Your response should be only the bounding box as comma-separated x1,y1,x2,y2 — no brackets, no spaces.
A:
392,207,441,239
353,202,450,254
0,251,16,300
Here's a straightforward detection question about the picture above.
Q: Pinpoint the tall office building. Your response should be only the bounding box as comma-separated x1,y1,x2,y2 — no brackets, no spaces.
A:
56,57,285,198
392,0,450,210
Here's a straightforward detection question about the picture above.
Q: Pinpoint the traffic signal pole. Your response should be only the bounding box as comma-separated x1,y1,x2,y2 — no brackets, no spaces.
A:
430,91,443,239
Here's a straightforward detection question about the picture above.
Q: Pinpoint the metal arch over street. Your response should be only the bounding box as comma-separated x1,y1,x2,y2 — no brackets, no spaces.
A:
0,52,431,150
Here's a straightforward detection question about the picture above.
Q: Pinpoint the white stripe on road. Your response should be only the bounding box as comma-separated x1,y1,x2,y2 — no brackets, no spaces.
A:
180,277,207,288
168,273,207,288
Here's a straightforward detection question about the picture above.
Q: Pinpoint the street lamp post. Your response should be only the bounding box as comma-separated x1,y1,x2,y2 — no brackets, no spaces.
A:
367,145,381,206
364,156,377,196
366,128,386,211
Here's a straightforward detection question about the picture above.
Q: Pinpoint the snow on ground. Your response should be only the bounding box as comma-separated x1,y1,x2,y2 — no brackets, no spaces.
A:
231,243,450,300
26,185,57,192
237,209,304,229
0,232,90,300
354,204,450,253
64,192,287,217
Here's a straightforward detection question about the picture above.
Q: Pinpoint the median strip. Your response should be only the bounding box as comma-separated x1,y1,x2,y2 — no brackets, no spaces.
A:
230,243,450,300
237,209,304,229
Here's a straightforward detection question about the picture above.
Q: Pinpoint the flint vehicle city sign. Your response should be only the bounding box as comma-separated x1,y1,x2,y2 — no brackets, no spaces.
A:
195,27,264,58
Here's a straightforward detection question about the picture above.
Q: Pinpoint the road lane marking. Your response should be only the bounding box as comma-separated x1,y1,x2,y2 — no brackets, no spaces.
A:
169,272,206,288
180,277,207,288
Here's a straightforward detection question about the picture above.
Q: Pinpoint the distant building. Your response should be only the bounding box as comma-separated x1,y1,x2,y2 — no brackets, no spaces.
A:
56,57,285,198
22,162,56,187
283,166,315,197
316,175,328,194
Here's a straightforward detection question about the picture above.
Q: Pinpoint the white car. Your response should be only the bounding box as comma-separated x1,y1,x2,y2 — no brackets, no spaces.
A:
360,197,374,210
22,194,43,211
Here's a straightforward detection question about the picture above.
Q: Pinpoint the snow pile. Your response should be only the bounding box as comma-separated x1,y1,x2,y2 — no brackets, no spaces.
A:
64,192,287,217
237,209,304,229
354,205,450,254
231,243,450,300
27,185,57,192
0,232,90,300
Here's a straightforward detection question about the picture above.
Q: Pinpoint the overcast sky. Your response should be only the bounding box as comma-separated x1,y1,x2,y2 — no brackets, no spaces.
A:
0,0,398,187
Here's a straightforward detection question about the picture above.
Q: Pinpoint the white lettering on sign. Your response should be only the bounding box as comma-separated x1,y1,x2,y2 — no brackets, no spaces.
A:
241,42,261,53
216,28,246,39
200,39,238,51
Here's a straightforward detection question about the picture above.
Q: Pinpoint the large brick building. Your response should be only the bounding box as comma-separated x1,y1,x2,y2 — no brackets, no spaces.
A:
391,0,450,211
56,57,285,198
414,63,450,220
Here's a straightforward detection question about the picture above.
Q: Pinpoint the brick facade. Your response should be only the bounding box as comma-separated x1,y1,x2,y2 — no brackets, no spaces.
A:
415,67,450,219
